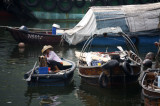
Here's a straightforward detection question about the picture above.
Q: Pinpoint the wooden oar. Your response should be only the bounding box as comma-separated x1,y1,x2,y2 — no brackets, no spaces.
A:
26,61,37,81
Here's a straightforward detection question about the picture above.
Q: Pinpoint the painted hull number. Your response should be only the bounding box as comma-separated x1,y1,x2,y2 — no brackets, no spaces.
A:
28,34,43,39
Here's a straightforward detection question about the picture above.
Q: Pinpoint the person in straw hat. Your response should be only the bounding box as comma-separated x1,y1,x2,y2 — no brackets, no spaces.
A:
42,45,63,72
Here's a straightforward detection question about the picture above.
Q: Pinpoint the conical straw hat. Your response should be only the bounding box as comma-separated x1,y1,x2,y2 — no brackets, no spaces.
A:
41,45,53,54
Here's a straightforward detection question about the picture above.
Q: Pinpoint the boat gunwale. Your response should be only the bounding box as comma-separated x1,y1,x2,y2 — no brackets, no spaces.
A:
25,59,76,78
141,71,160,94
6,27,62,37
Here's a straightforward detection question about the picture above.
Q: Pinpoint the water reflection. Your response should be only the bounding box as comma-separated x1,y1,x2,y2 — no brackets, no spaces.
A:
77,82,142,106
25,83,75,106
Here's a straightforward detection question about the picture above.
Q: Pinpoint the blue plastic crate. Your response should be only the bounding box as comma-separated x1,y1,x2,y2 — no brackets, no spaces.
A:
91,60,102,66
38,67,48,74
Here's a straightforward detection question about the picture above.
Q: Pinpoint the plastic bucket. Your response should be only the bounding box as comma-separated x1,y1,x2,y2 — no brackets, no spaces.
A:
52,27,56,35
52,24,60,35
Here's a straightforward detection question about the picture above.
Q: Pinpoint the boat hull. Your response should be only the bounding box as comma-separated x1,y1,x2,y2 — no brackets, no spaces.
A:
78,33,160,46
27,70,74,86
140,69,160,106
142,89,160,106
6,27,64,45
24,59,76,86
78,64,141,87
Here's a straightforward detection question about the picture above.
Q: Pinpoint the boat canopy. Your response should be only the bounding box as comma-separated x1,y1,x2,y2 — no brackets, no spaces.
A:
63,3,160,45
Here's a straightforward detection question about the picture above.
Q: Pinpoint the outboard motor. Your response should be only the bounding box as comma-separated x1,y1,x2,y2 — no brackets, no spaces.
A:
19,25,28,31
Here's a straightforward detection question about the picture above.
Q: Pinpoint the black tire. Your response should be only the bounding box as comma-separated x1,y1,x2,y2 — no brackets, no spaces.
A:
122,61,134,76
146,0,154,3
133,0,144,4
117,0,123,5
25,0,40,7
99,72,108,88
74,0,86,8
90,0,107,6
123,0,128,4
102,60,119,70
57,0,73,13
41,0,57,11
132,0,139,4
106,0,111,5
139,0,145,3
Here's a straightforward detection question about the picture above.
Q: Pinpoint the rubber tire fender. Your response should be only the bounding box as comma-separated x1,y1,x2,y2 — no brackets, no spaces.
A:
99,72,108,88
74,0,86,8
122,61,134,76
41,0,57,11
117,0,123,5
90,0,107,6
133,0,145,4
106,0,111,5
57,0,73,13
123,0,128,5
25,0,40,7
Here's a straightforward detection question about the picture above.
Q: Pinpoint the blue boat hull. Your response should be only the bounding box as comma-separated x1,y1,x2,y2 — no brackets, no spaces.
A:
79,35,160,46
24,59,76,86
27,71,74,86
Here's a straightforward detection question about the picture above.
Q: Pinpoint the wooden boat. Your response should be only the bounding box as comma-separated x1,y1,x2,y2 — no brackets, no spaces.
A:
76,48,142,88
139,48,160,105
4,26,66,45
140,68,160,106
24,59,76,86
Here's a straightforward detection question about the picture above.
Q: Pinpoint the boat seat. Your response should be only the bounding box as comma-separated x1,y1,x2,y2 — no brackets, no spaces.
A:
62,60,72,70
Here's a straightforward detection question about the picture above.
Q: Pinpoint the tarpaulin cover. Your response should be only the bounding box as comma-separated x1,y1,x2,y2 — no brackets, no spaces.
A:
63,3,160,45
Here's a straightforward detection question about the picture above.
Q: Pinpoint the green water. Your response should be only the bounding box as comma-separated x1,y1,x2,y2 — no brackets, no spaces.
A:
0,20,158,106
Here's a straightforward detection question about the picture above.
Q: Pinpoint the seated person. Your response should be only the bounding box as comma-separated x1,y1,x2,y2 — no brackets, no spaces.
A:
41,45,63,72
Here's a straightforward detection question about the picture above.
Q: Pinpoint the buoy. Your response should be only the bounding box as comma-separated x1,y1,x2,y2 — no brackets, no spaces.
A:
18,42,25,48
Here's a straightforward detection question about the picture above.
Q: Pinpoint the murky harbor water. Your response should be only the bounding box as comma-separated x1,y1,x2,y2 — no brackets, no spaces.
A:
0,20,158,106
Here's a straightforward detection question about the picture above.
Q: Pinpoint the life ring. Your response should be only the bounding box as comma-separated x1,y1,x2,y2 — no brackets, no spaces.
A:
41,0,57,11
25,0,40,7
57,0,73,13
74,0,86,8
90,0,107,6
99,72,108,88
122,61,134,76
